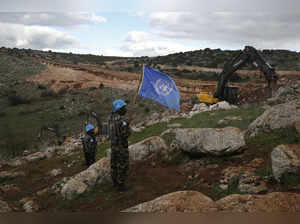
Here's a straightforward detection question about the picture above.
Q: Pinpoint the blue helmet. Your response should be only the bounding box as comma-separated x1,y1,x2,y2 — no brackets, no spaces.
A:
113,99,126,112
85,124,95,133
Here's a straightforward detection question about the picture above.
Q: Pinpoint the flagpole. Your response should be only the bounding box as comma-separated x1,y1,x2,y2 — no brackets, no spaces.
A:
127,64,144,124
133,64,144,104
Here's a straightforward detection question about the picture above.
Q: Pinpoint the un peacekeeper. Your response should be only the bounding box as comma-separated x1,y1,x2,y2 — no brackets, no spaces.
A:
109,99,131,191
81,124,98,167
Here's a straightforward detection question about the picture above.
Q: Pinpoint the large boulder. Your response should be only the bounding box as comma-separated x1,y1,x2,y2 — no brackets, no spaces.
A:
216,192,300,212
107,136,171,162
123,191,216,212
271,145,300,182
167,127,245,156
124,191,300,212
60,157,111,200
247,100,300,136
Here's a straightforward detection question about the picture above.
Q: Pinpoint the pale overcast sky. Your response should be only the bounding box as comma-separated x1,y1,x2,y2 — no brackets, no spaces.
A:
0,0,300,56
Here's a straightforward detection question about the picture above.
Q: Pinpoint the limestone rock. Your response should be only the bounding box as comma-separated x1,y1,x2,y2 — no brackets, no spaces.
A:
247,100,300,136
60,157,111,200
294,121,300,133
0,171,26,180
124,191,300,212
107,136,170,162
123,191,217,212
209,101,238,111
0,200,12,212
24,152,47,163
49,169,62,177
216,192,300,212
20,197,39,212
169,127,245,156
271,144,300,182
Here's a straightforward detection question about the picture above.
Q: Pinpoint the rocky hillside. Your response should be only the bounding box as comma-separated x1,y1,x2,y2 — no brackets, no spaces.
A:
1,46,300,212
1,80,300,212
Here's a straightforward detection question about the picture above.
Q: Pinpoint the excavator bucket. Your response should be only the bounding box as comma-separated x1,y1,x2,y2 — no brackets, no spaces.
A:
196,92,219,104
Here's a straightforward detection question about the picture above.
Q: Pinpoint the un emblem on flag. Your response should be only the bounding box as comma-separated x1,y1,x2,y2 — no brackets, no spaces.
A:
154,78,173,96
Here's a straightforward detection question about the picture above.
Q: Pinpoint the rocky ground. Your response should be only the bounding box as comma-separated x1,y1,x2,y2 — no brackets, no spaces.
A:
1,80,300,212
2,47,300,213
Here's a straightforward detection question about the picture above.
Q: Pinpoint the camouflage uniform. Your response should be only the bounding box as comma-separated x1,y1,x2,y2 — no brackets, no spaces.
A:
81,134,97,167
109,113,131,188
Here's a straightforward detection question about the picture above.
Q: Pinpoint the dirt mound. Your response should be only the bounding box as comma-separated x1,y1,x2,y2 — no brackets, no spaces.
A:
27,65,139,92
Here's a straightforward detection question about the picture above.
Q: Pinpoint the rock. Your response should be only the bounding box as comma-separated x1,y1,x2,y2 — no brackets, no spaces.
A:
60,157,111,200
238,174,268,194
294,121,300,133
273,86,294,99
124,191,300,212
22,150,30,156
0,200,12,212
0,185,21,194
209,101,238,111
107,136,171,162
167,123,182,128
218,116,242,125
51,177,71,194
20,198,39,212
216,192,300,212
49,169,62,177
247,100,300,136
169,127,246,156
0,171,26,180
271,144,300,182
131,126,145,132
191,103,209,112
36,188,49,196
8,159,25,167
123,191,217,212
24,152,47,163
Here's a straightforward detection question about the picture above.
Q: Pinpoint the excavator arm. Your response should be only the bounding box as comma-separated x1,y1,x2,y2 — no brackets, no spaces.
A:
213,46,278,103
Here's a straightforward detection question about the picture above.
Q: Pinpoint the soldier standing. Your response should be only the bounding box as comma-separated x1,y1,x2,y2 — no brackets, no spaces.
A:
109,99,131,191
82,124,98,167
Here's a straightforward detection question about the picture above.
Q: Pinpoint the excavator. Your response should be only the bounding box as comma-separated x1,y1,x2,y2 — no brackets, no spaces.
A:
197,46,278,104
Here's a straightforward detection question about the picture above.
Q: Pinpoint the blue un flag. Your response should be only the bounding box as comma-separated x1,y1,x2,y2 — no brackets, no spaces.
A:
138,66,180,111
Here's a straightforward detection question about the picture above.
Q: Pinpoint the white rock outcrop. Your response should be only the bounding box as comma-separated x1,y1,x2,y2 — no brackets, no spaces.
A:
247,100,300,136
107,136,171,162
271,144,300,182
60,157,111,200
168,127,246,156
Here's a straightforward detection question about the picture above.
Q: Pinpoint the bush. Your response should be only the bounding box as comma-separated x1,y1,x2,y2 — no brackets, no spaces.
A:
37,84,47,90
58,88,68,96
0,112,6,117
8,94,31,106
88,87,97,91
144,107,150,113
41,90,59,98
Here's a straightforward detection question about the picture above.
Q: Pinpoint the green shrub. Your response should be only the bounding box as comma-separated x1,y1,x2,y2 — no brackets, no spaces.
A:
41,90,58,98
144,107,150,113
255,167,273,177
37,84,47,90
0,112,6,117
281,172,300,190
58,88,68,96
88,87,97,91
8,94,31,106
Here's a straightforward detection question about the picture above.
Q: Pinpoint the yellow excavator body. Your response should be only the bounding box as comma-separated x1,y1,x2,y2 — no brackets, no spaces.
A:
196,92,219,104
